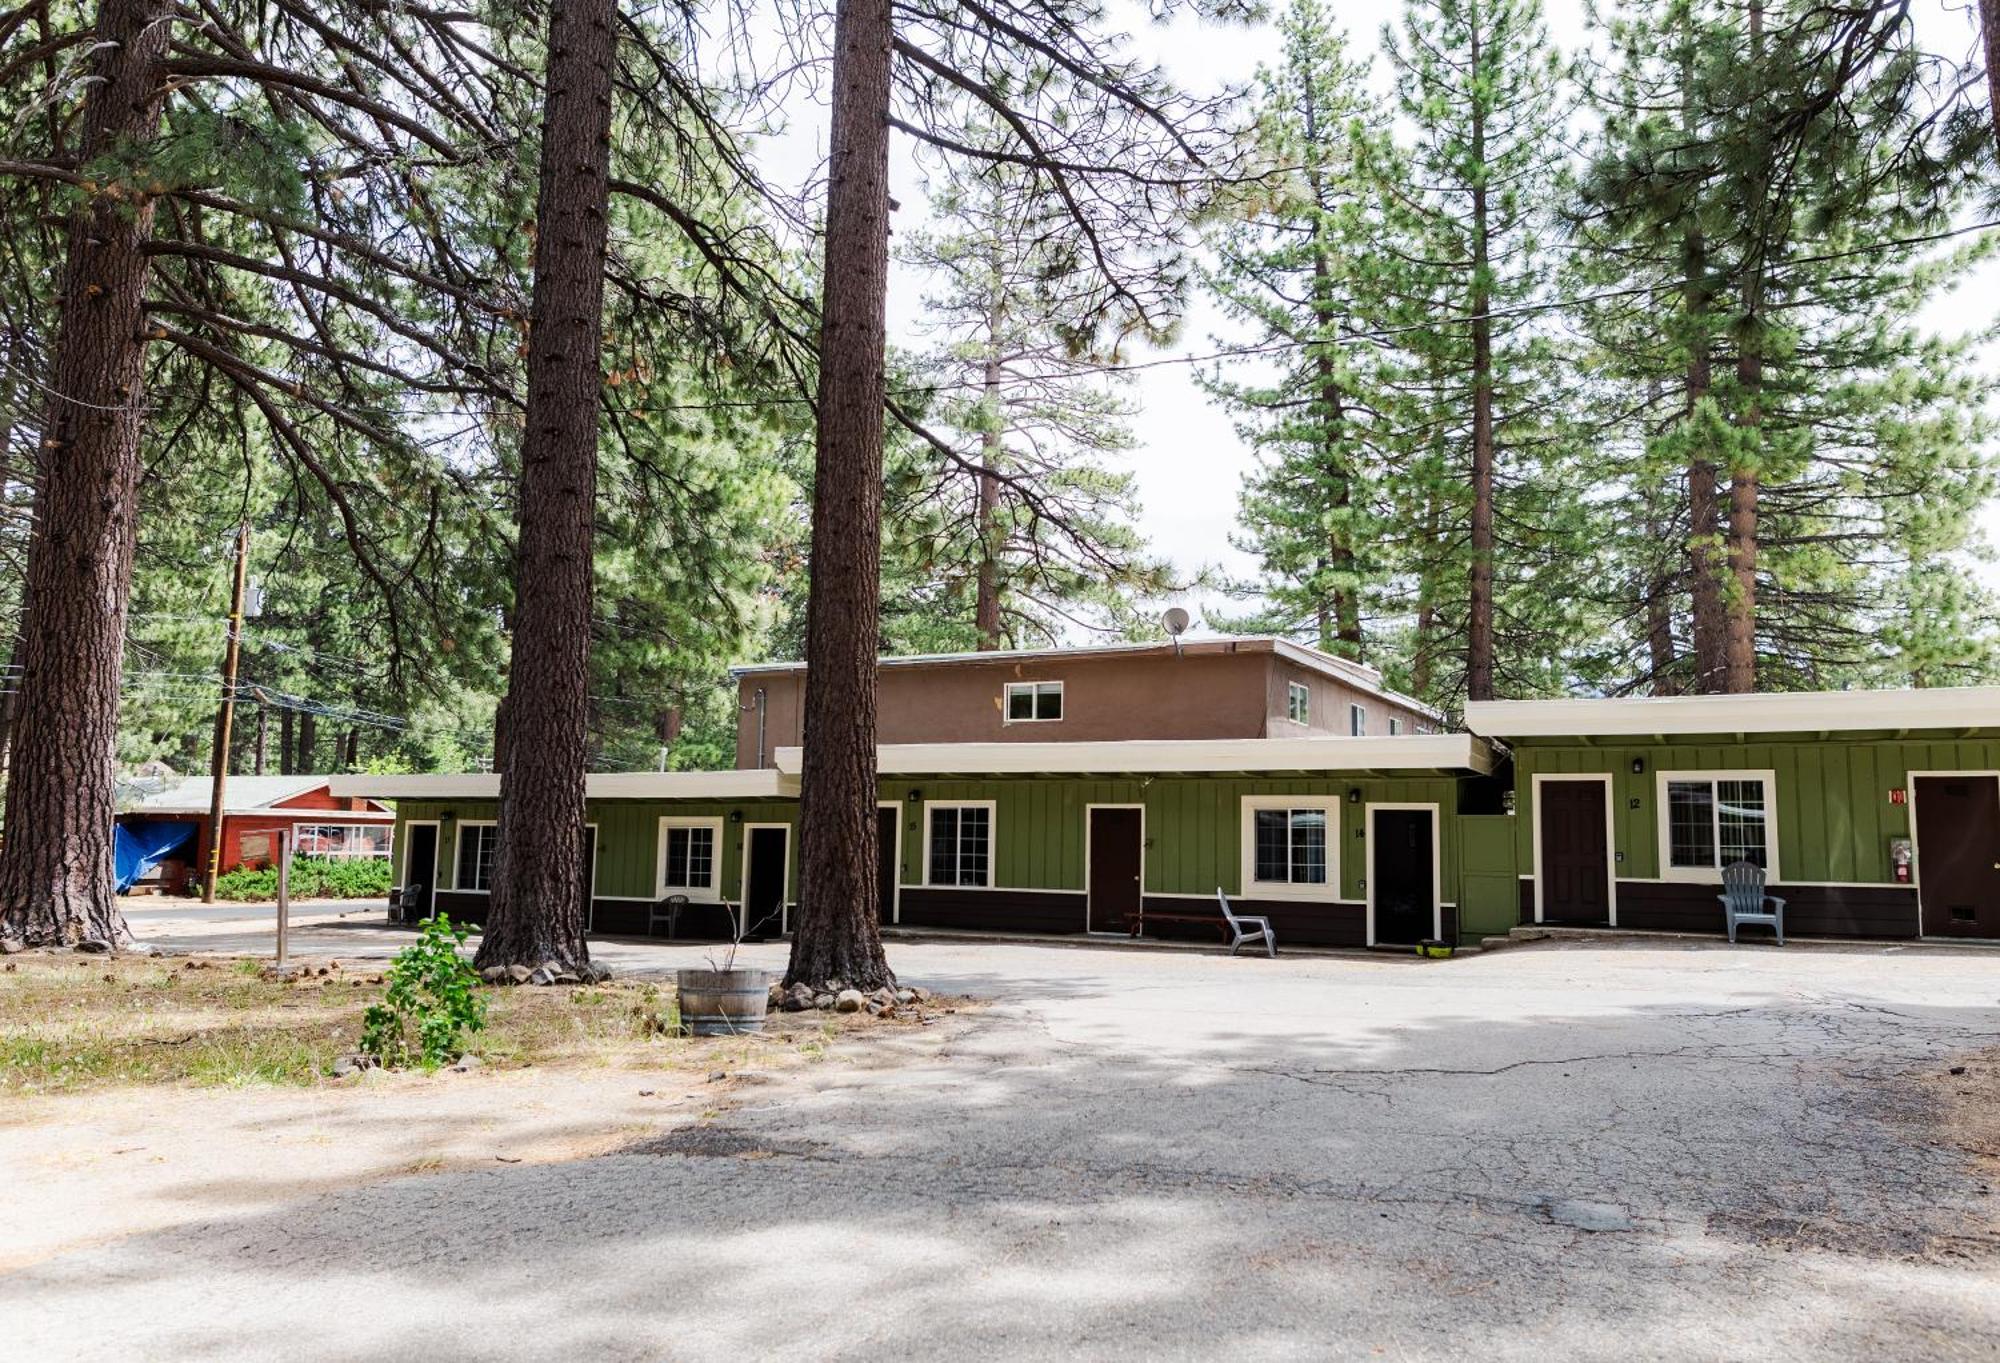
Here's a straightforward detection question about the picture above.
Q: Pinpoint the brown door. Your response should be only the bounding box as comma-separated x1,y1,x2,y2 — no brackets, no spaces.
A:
1088,807,1143,933
876,806,900,925
1540,780,1611,924
1915,776,2000,938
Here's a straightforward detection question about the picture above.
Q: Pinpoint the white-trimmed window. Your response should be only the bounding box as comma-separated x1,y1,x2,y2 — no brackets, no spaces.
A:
925,802,994,886
454,822,498,892
1287,681,1310,725
1004,680,1064,723
1388,717,1403,736
1241,797,1337,899
1657,771,1777,879
295,823,392,859
1349,704,1367,736
657,817,722,898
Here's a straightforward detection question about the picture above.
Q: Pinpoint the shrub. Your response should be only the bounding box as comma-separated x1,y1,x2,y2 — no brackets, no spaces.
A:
358,915,487,1068
212,856,393,901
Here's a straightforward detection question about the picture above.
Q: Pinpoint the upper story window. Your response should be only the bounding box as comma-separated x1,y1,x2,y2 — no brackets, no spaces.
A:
1388,717,1402,736
454,822,497,892
1349,704,1367,736
1658,772,1777,879
658,817,722,898
1004,680,1064,723
1286,681,1310,725
926,803,993,886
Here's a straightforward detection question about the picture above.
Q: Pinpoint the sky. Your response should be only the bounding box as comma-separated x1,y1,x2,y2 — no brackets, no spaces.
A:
768,0,2000,638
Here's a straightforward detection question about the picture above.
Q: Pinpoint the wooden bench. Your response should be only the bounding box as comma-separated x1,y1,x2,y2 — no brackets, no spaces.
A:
1124,910,1232,942
1125,889,1277,957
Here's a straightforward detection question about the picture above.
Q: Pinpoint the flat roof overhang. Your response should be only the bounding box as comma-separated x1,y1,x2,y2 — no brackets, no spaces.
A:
1466,687,2000,740
329,735,1498,804
773,734,1498,779
327,769,800,802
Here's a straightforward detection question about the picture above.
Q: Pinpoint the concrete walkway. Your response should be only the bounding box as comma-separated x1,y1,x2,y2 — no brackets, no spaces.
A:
9,929,2000,1360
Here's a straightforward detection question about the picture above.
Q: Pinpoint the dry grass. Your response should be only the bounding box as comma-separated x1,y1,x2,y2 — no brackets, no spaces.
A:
0,951,901,1097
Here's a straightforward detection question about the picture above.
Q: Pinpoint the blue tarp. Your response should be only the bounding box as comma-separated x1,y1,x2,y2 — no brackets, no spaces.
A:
114,821,197,893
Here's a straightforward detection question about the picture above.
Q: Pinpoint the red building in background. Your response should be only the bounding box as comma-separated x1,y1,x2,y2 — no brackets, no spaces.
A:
115,775,395,895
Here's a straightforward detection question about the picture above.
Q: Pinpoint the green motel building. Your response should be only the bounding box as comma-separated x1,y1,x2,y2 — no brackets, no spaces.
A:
332,646,2000,949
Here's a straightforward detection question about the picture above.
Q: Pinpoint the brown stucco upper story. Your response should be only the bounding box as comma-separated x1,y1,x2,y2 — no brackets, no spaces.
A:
728,638,1446,769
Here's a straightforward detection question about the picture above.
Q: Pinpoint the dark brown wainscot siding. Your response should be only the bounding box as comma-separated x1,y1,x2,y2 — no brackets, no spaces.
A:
590,899,742,941
1517,878,1536,926
1139,896,1367,948
434,891,489,926
1615,881,1919,939
897,887,1088,934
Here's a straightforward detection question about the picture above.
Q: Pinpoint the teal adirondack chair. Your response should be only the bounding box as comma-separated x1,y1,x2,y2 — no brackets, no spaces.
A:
1719,861,1785,945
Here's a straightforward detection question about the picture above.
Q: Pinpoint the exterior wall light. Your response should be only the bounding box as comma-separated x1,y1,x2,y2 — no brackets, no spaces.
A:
1347,788,1362,804
1630,757,1646,775
906,789,922,803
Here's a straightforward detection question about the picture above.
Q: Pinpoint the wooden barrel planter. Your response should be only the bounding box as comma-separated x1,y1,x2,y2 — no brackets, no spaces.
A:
675,968,771,1036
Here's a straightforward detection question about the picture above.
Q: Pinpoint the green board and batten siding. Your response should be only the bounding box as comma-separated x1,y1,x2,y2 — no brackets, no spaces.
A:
1512,734,2000,884
388,772,1516,940
396,798,799,905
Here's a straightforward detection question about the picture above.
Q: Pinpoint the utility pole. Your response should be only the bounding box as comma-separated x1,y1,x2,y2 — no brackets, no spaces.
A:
202,522,251,902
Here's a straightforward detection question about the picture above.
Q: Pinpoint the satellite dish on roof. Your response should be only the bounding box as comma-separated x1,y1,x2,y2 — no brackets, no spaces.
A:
1162,607,1191,637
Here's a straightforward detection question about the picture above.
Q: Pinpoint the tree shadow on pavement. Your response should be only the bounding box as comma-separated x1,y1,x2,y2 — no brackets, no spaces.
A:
6,961,1999,1362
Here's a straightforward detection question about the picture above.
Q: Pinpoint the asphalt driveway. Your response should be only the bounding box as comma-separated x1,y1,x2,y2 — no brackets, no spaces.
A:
8,933,1999,1360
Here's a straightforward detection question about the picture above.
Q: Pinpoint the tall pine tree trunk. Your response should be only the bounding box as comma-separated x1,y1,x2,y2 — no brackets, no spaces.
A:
298,710,317,772
1723,1,1763,695
786,0,895,992
1642,477,1679,692
1410,489,1442,698
0,327,26,789
1981,0,1999,153
279,706,294,775
475,0,616,976
0,0,171,948
253,704,267,775
974,351,1004,649
1725,301,1762,694
1309,275,1360,658
1684,233,1726,693
1303,83,1360,662
1464,6,1497,702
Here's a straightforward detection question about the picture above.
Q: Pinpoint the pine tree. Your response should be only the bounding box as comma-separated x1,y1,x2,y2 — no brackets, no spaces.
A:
1199,0,1402,662
1384,0,1575,701
899,120,1172,650
1576,0,1998,693
782,0,1238,991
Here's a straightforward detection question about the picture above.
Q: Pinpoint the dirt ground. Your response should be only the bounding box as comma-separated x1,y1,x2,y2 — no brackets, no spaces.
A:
0,948,958,1273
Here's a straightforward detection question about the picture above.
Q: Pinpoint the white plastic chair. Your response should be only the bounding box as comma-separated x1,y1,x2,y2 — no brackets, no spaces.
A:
1215,888,1277,957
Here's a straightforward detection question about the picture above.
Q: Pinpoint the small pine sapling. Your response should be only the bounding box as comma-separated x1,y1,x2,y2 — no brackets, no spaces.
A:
359,914,488,1068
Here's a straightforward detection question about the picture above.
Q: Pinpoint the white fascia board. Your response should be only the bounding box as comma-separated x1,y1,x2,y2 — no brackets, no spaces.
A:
1269,639,1447,724
1465,687,2000,738
585,770,796,800
771,734,1494,777
327,769,797,803
327,774,499,800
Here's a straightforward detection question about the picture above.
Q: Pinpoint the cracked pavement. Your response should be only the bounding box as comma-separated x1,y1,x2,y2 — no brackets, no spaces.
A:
7,935,2000,1360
